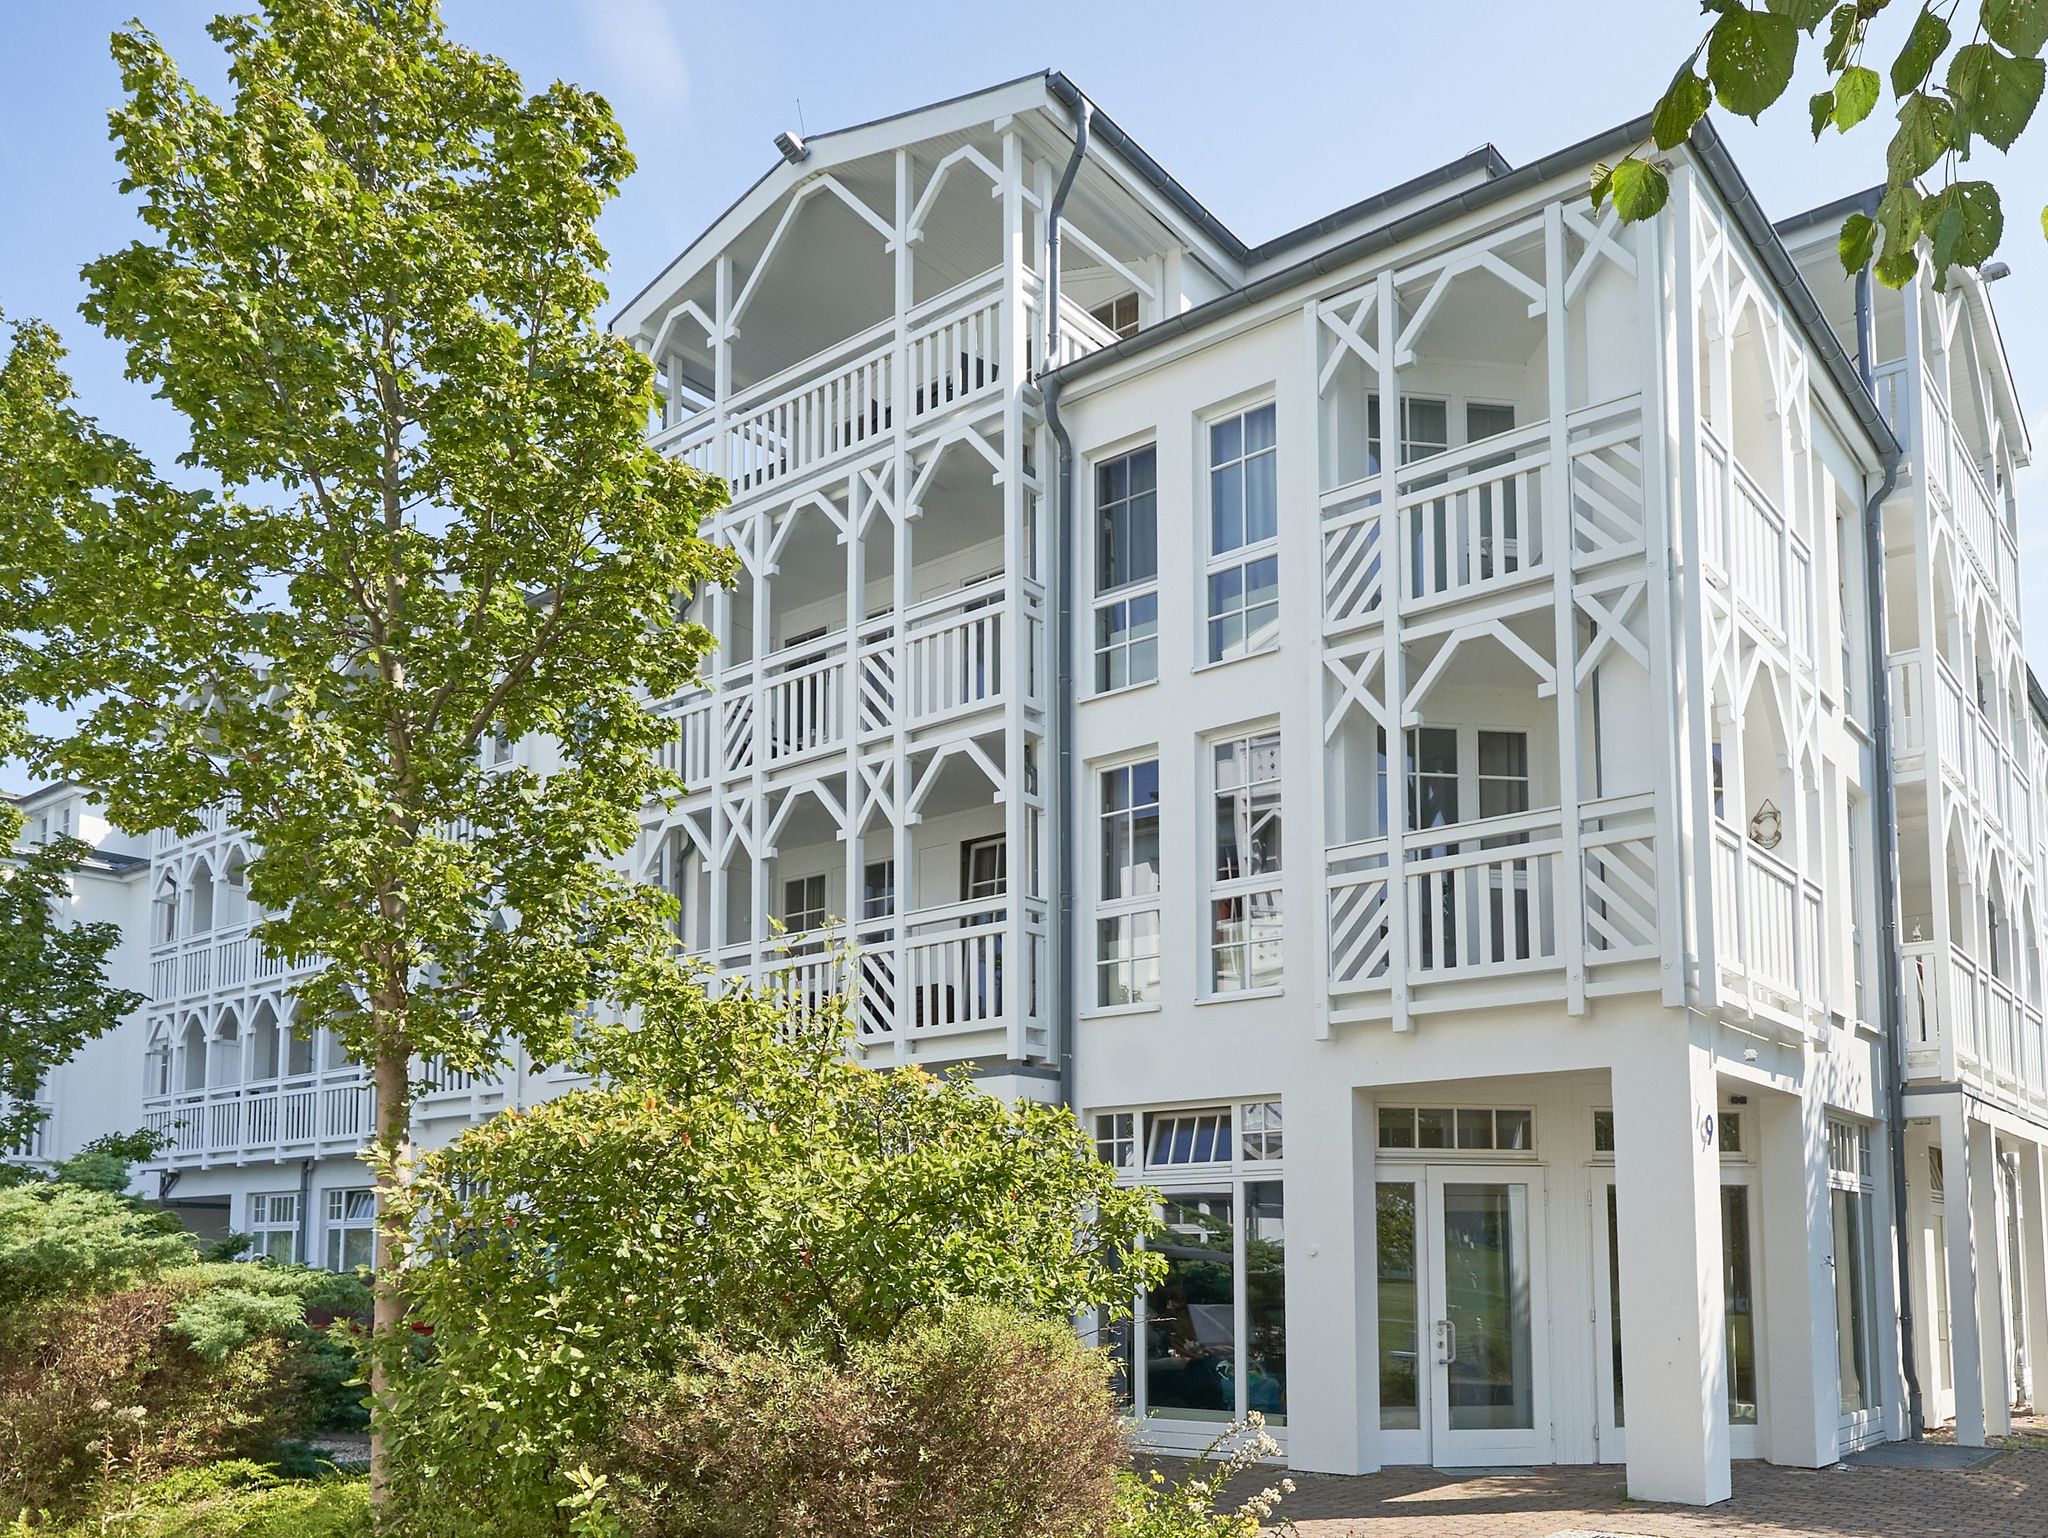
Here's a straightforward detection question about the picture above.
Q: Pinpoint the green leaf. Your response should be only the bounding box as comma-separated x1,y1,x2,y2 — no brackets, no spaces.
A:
1892,6,1952,96
1708,9,1801,118
1589,164,1615,213
1948,42,2046,151
1811,88,1837,138
1924,180,2005,270
1839,210,1880,271
1655,68,1715,149
1834,65,1883,129
1767,0,1835,28
1825,3,1863,71
1985,0,2048,58
1608,158,1671,221
1886,92,1957,180
1874,181,1926,286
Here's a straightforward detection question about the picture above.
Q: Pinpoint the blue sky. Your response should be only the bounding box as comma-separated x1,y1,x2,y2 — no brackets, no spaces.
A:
3,0,2046,737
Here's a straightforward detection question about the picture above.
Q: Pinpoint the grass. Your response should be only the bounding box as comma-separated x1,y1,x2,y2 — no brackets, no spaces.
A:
12,1462,370,1538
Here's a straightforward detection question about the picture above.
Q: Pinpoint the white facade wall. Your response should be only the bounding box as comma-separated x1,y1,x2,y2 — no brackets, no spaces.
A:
27,74,2048,1505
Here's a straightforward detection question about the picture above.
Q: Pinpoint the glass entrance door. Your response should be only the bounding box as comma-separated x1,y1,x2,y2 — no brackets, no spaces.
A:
1425,1167,1547,1464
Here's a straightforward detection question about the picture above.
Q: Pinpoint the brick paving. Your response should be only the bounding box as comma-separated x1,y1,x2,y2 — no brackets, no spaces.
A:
1156,1447,2048,1536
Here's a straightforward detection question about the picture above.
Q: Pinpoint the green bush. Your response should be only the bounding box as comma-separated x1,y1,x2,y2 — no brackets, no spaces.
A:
0,1182,369,1521
379,971,1161,1532
1112,1422,1296,1538
585,1305,1126,1538
5,1461,370,1537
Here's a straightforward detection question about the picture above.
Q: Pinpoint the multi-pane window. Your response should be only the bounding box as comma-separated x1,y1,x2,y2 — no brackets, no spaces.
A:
1366,394,1449,473
780,874,827,936
1095,1111,1137,1169
1097,760,1162,1007
860,860,895,922
1477,730,1531,824
246,1192,300,1264
1827,1119,1879,1416
1210,731,1283,992
1376,1106,1534,1152
1095,445,1159,691
1240,1101,1284,1161
1206,405,1279,662
1147,1107,1235,1165
962,838,1007,902
1090,292,1141,339
324,1188,375,1273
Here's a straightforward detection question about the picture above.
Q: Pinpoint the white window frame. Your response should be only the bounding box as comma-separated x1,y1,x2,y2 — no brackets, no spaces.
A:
246,1191,301,1264
1206,728,1284,996
1092,442,1160,695
1093,756,1162,1011
780,873,828,936
323,1187,376,1273
1203,403,1280,665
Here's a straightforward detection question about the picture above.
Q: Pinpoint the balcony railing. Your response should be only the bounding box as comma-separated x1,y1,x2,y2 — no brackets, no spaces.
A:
2,1104,53,1163
1324,794,1659,998
1903,939,2048,1110
1699,425,1811,654
1709,819,1825,1017
144,1071,374,1165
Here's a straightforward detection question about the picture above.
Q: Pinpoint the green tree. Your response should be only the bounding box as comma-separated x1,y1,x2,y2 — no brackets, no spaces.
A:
378,975,1162,1533
1596,0,2048,285
0,0,728,1501
0,746,143,1156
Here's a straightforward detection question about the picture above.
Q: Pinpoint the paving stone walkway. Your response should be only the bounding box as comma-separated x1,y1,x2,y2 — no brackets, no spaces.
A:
1156,1445,2048,1536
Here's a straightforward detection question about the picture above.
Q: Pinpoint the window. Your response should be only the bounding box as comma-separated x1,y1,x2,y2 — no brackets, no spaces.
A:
324,1188,375,1273
860,860,895,922
1097,760,1161,1006
483,728,513,767
1366,394,1449,473
1377,1106,1534,1152
1592,1108,1616,1153
1095,1112,1136,1169
1477,731,1531,820
1148,1107,1235,1166
1240,1101,1284,1161
246,1192,300,1264
1828,1119,1878,1416
1209,731,1283,992
1094,445,1159,691
1090,292,1140,339
1143,1187,1287,1425
780,874,827,936
1206,405,1279,663
961,837,1007,903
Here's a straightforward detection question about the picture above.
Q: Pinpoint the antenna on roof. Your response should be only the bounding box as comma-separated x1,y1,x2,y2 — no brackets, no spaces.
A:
796,98,807,137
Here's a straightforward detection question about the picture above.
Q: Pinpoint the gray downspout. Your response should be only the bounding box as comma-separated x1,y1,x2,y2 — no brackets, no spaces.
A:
1043,93,1091,1113
298,1157,316,1267
1858,260,1924,1439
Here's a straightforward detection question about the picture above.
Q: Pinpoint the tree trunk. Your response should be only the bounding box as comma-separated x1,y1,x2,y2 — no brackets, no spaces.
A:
367,1032,414,1514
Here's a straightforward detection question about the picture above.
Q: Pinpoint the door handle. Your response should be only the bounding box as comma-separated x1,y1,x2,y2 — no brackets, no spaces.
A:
1436,1318,1458,1365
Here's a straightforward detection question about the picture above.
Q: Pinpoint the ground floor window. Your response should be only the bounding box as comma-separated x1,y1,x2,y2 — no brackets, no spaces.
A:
1828,1119,1878,1415
324,1187,375,1273
246,1191,300,1264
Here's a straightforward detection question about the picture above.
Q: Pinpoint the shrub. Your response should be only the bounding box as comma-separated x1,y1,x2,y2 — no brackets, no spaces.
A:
380,971,1161,1531
585,1305,1126,1538
1113,1421,1296,1538
4,1461,370,1537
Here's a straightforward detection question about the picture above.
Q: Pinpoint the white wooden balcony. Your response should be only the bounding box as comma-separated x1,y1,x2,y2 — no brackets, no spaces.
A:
1888,648,2029,831
1320,396,1646,635
1324,793,1659,1001
150,925,312,1004
1699,425,1813,658
653,575,1040,795
710,892,1049,1059
1902,939,2048,1114
144,1070,374,1168
646,267,1114,506
1708,819,1826,1023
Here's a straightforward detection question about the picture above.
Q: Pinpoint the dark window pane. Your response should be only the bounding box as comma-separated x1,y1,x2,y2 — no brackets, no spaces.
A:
1377,1182,1420,1428
1146,1193,1238,1421
1246,1181,1287,1425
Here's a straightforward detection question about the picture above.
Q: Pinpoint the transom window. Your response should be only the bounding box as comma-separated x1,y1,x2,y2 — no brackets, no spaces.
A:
1376,1105,1534,1152
1096,759,1162,1007
1206,404,1279,663
1095,445,1158,692
1094,1099,1284,1177
1095,1111,1137,1169
1148,1107,1234,1166
1240,1100,1284,1161
1209,730,1283,993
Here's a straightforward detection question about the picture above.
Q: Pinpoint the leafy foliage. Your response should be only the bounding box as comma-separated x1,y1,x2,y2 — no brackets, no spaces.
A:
5,1461,371,1538
1111,1421,1296,1538
1597,0,2048,287
376,975,1161,1533
583,1305,1128,1538
0,778,142,1155
0,0,730,1490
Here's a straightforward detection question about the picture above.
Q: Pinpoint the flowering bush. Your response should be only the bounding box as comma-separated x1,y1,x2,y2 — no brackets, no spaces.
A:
1114,1419,1296,1538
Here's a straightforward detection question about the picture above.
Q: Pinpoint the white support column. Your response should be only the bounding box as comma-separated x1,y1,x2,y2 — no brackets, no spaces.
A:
1376,270,1411,1033
843,472,867,952
2020,1140,2048,1411
1969,1117,2014,1436
1543,202,1588,1015
1757,1078,1842,1466
1940,1098,1989,1443
1303,298,1334,1041
712,255,733,483
889,150,915,1063
999,127,1027,1062
1278,1073,1377,1475
1611,1018,1730,1505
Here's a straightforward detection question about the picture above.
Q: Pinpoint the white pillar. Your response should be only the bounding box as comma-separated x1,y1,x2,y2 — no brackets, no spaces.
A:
1969,1118,2014,1436
1757,1082,1840,1466
1940,1099,1988,1443
1281,1073,1377,1475
1612,1021,1731,1505
2017,1141,2048,1412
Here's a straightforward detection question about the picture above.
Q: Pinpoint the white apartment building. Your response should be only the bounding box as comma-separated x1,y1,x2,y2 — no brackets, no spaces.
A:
38,72,2045,1506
